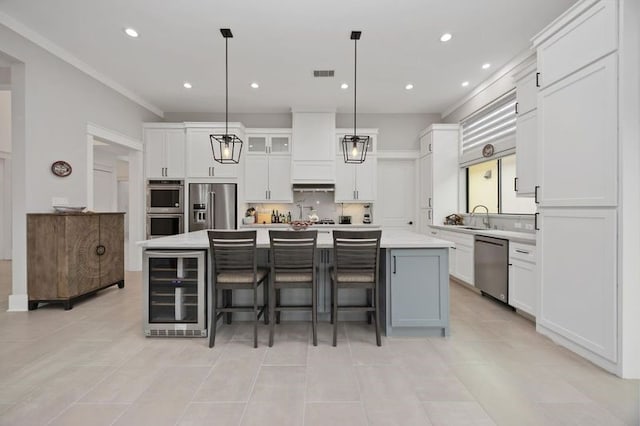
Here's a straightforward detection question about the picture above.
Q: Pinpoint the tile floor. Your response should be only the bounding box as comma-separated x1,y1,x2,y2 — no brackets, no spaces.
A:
0,260,638,425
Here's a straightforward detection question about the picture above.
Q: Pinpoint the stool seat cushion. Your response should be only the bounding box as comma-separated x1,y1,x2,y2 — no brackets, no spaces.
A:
217,268,268,284
274,272,313,283
332,271,375,283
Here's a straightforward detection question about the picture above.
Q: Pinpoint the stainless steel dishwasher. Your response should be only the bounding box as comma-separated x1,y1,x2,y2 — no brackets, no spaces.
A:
474,235,509,303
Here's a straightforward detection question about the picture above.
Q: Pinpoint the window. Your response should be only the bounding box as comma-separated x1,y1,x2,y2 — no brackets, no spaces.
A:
466,154,536,214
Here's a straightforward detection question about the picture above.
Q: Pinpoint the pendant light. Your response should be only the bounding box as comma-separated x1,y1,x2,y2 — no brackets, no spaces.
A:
210,28,243,164
342,30,369,164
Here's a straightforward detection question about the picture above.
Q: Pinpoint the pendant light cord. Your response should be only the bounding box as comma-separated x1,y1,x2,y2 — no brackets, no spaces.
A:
225,37,229,138
354,37,357,136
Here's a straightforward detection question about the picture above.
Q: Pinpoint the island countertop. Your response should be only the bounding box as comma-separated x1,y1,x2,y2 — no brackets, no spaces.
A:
138,229,455,249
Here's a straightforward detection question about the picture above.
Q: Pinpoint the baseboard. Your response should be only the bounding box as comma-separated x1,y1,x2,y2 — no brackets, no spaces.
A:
7,294,28,312
537,323,620,376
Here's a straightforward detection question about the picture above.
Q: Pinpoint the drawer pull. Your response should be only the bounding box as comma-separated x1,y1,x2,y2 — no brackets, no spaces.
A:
515,249,530,254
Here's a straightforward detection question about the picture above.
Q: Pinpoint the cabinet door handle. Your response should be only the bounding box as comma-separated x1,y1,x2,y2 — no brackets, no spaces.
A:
428,210,432,220
534,185,540,204
96,245,106,256
451,246,457,250
428,197,432,208
356,190,359,199
393,256,397,274
535,72,541,87
515,102,519,115
428,143,432,152
212,166,215,176
515,249,530,254
514,177,518,192
534,212,539,231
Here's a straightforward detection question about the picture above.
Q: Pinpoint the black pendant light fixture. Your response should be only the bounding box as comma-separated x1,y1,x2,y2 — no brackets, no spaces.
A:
210,28,243,164
342,30,369,164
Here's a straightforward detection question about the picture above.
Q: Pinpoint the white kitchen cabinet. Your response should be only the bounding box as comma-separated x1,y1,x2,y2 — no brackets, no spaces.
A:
431,228,473,284
508,242,536,316
144,127,185,178
537,207,617,361
334,156,377,202
244,155,292,203
244,130,293,203
513,62,538,198
419,154,433,210
186,128,242,178
537,53,617,207
291,112,336,182
535,0,617,89
515,110,537,197
417,125,458,227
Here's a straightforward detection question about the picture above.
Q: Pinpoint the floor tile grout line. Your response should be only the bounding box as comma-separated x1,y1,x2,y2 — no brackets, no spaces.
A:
173,343,226,426
237,343,268,425
344,322,370,426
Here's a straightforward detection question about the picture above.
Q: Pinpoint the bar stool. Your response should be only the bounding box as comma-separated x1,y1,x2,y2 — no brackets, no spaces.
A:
331,230,382,347
268,230,318,346
208,230,269,348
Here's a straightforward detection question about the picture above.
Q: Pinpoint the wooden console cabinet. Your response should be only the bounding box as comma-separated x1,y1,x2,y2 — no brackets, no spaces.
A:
27,212,125,310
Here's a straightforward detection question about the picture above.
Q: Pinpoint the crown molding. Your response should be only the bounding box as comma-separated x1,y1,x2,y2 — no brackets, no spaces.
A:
441,48,535,119
0,11,164,118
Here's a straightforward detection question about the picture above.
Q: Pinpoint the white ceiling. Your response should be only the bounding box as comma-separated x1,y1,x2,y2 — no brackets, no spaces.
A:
0,0,575,115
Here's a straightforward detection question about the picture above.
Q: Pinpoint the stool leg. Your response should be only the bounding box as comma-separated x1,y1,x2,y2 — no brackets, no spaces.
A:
276,289,281,324
263,278,269,325
253,286,258,348
367,289,372,324
312,281,318,346
332,280,338,347
225,290,233,324
269,282,276,347
374,286,381,347
209,288,217,348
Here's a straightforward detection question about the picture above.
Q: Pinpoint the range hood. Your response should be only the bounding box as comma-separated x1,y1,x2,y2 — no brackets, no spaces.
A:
292,183,335,192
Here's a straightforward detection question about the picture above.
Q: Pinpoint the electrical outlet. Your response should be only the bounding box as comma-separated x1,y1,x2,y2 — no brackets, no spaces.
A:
51,197,69,206
524,223,534,230
514,222,522,229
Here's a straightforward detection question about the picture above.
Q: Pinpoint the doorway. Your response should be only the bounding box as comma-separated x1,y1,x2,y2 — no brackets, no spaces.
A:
377,158,416,229
0,88,11,260
87,124,144,271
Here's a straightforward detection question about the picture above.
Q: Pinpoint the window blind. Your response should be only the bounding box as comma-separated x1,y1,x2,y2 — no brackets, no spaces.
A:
460,91,517,165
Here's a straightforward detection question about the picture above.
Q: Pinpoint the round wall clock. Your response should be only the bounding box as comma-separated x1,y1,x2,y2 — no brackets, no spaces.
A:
51,161,72,177
482,144,495,158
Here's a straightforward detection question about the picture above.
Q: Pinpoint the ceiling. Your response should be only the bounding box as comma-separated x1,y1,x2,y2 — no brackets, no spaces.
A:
0,0,575,115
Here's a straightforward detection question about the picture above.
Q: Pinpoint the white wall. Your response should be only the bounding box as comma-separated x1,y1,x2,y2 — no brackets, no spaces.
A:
0,90,10,153
0,22,161,311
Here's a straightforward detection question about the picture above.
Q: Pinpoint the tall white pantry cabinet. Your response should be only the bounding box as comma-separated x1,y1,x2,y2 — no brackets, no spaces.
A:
532,0,620,372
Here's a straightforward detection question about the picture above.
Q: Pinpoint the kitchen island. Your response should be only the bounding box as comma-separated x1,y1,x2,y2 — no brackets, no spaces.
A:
139,229,454,337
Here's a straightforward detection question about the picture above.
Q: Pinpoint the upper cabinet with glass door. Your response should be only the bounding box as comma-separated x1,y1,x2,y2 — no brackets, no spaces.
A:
246,130,292,155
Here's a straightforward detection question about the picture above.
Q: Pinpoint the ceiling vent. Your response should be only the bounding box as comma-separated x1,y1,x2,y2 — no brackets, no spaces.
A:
313,70,335,77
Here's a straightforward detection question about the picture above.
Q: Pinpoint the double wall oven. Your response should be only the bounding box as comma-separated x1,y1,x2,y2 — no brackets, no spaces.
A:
146,180,184,238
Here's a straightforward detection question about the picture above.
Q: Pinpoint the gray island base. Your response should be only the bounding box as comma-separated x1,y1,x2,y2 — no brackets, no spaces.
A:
139,229,453,338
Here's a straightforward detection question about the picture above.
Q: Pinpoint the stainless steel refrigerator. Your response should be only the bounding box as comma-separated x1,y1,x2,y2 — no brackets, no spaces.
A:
189,183,237,232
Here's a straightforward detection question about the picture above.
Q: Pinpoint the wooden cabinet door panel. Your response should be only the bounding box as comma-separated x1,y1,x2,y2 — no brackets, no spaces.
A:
99,214,124,287
27,215,62,300
65,215,100,297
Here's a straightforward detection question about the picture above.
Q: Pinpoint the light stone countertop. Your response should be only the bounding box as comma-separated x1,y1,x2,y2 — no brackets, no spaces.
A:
138,229,454,249
430,225,536,244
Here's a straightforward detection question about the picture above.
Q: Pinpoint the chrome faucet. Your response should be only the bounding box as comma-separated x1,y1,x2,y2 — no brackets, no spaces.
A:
470,204,490,229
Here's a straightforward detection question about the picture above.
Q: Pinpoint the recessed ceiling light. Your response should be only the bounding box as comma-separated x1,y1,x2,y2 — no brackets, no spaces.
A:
124,28,139,38
405,83,414,90
461,81,469,87
250,82,259,89
183,82,192,89
440,33,452,42
340,83,349,90
482,63,491,70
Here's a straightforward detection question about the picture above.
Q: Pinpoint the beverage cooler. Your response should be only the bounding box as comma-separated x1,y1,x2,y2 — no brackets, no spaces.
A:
143,250,207,337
